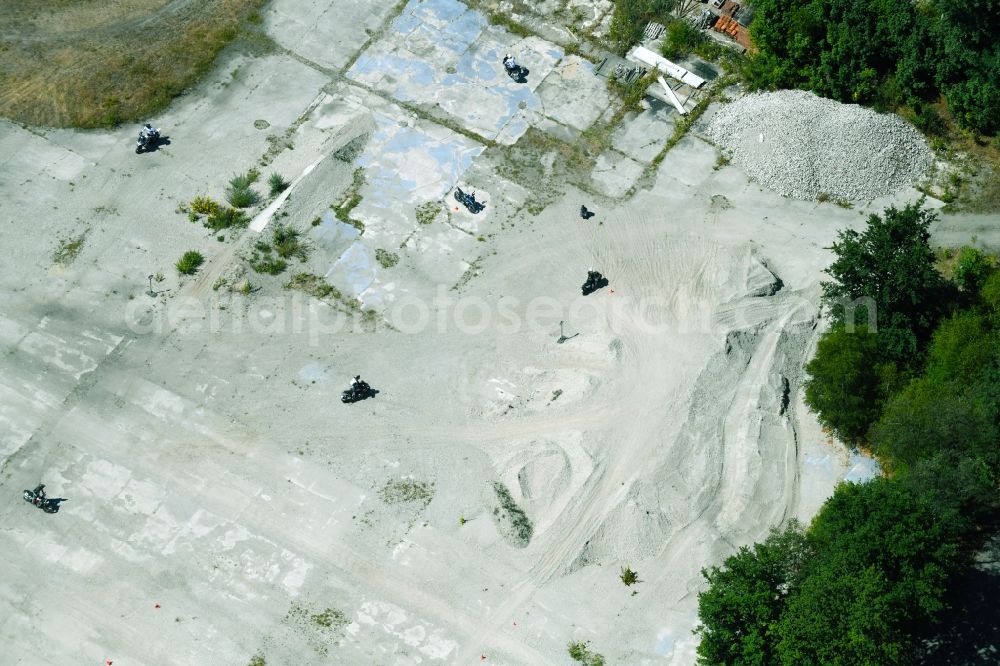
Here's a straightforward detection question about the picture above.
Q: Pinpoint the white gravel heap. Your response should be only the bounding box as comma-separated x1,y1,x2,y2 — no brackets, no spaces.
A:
704,89,932,201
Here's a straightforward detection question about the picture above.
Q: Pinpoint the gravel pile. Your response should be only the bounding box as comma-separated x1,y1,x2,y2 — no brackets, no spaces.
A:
704,89,932,201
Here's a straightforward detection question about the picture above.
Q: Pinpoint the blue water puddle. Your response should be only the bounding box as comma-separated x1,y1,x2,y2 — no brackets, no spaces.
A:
325,243,376,297
413,0,470,25
389,5,423,34
655,629,675,656
298,363,329,384
346,0,555,143
312,210,361,251
843,453,881,484
359,112,483,205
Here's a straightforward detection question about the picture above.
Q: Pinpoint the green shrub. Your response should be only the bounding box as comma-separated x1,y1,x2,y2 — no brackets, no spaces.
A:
375,248,399,268
249,253,287,275
608,0,675,55
953,247,995,293
567,640,606,666
189,195,221,216
268,172,289,196
226,184,261,208
271,224,308,260
176,250,205,275
415,201,440,225
662,20,703,61
205,207,250,231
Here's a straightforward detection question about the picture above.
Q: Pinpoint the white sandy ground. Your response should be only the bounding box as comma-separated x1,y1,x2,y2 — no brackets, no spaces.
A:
0,2,994,665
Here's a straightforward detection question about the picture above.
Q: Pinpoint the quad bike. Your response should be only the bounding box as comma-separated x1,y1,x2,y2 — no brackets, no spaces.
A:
23,484,59,513
581,270,609,296
342,379,373,404
135,127,160,154
454,187,486,214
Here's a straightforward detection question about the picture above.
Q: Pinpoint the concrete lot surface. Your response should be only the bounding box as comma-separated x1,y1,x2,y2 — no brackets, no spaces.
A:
2,1,991,665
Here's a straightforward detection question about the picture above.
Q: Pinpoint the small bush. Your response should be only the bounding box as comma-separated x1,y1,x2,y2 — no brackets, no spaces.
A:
415,201,441,225
568,640,606,666
249,252,287,275
913,104,946,137
620,566,639,586
189,195,221,216
226,185,261,209
816,192,832,203
205,207,250,231
713,153,731,170
662,20,704,61
248,655,266,666
229,169,260,190
375,248,399,268
268,172,290,196
272,224,309,260
176,250,205,275
953,247,995,293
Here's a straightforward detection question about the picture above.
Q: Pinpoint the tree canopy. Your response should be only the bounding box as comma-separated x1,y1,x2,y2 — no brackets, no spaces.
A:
697,203,1000,663
821,201,948,360
746,0,1000,135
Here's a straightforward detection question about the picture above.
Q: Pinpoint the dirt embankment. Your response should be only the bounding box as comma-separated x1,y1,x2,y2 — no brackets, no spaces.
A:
0,0,266,128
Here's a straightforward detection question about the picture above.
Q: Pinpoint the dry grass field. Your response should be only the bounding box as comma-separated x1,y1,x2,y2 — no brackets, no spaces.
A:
0,0,266,128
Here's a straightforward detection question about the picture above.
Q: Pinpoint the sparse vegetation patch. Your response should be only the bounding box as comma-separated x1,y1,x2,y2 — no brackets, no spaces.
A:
283,603,348,657
375,249,399,269
379,479,434,508
285,272,341,300
492,481,533,547
333,168,366,233
53,232,87,265
415,201,441,225
205,207,250,231
567,640,606,666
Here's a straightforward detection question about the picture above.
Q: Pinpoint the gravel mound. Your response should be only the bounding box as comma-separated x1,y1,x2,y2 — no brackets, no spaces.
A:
704,89,932,201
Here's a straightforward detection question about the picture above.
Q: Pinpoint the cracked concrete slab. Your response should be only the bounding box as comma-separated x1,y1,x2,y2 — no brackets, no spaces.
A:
534,55,612,131
611,99,678,164
590,150,645,197
347,0,564,144
264,0,400,72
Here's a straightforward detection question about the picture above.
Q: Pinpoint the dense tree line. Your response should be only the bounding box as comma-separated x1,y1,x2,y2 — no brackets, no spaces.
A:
607,0,998,134
746,0,1000,135
696,203,1000,663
